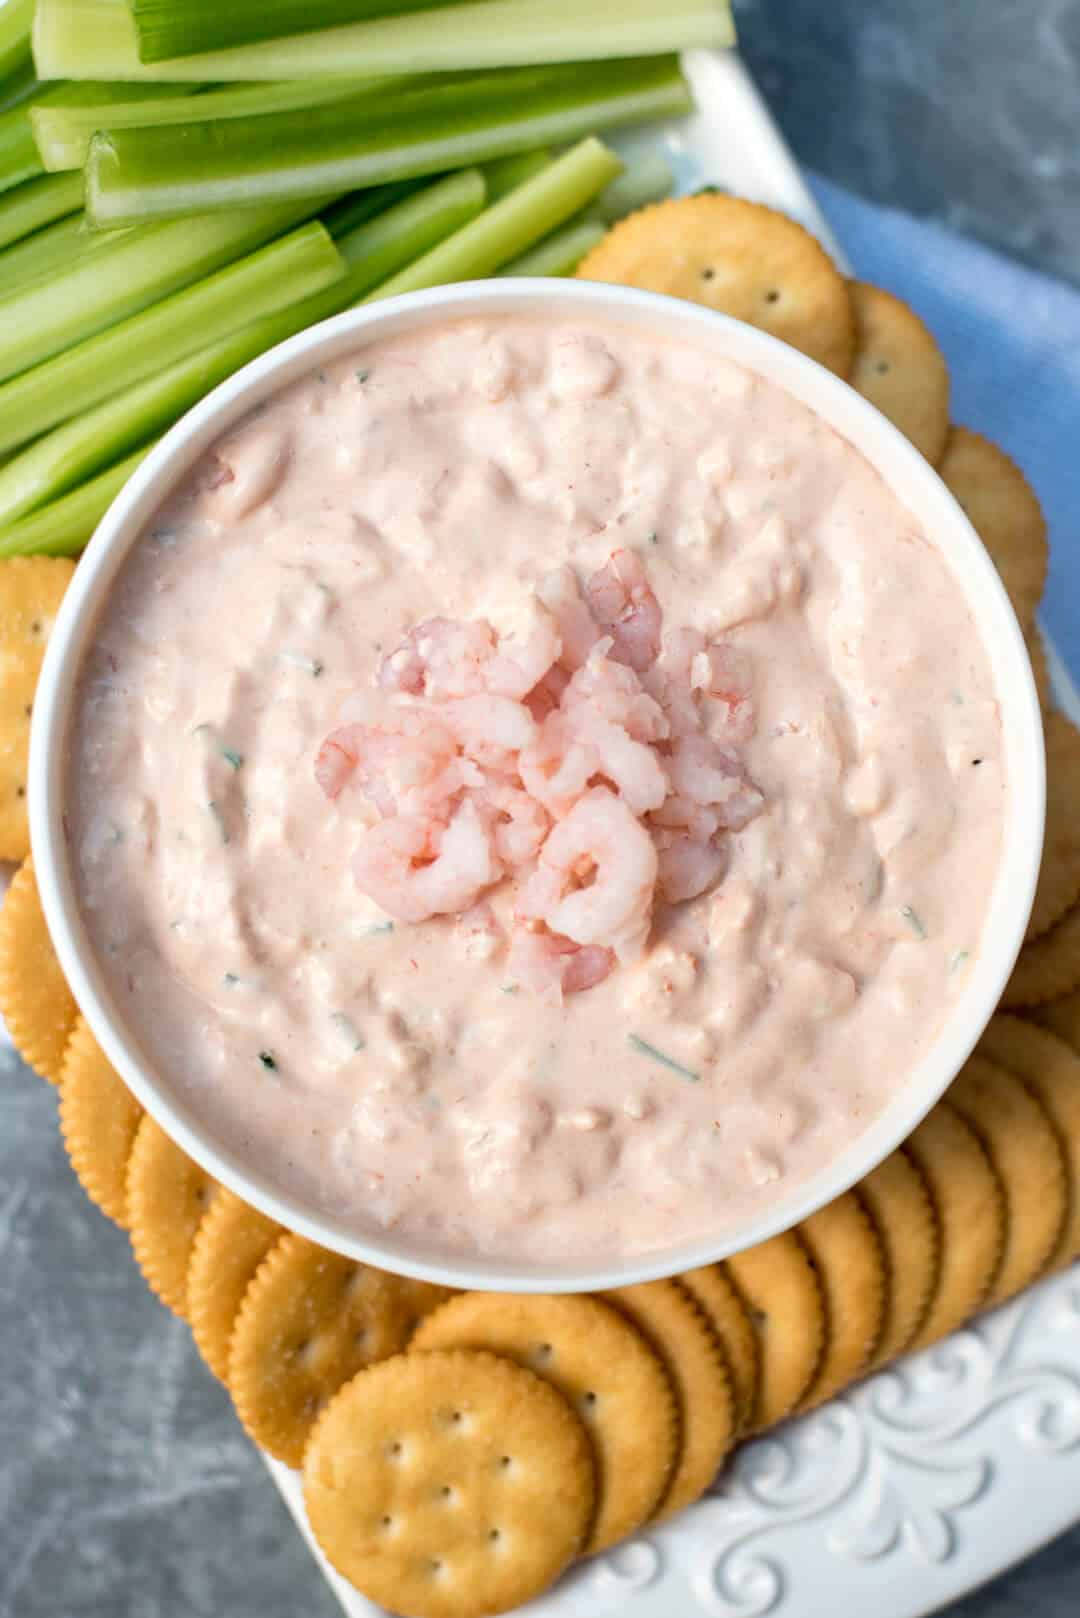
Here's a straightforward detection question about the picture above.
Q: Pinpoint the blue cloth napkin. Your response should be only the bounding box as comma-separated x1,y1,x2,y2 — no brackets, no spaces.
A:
808,174,1080,684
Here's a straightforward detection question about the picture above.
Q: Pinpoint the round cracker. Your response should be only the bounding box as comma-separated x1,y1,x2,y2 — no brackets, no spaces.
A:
0,855,78,1083
187,1189,284,1384
679,1264,759,1436
1004,902,1080,1007
411,1290,676,1552
795,1191,886,1410
126,1114,218,1318
0,556,76,861
904,1102,1006,1350
1027,712,1080,940
57,1016,143,1228
577,194,855,376
723,1230,825,1431
848,282,950,463
604,1278,734,1518
938,427,1048,628
979,1014,1080,1268
229,1233,453,1467
1027,628,1052,713
857,1150,940,1369
948,1054,1067,1304
304,1349,594,1618
1034,987,1080,1054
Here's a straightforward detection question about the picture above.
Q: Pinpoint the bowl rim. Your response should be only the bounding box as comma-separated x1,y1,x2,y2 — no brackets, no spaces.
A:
30,276,1045,1293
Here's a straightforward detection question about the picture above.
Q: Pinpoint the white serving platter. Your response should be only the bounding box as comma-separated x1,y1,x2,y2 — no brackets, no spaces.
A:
260,44,1080,1618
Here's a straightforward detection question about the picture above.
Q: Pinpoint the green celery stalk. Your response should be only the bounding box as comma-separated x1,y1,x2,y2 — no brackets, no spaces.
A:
31,77,394,172
321,179,425,242
498,217,605,277
131,0,474,64
85,57,691,226
0,195,332,387
482,149,552,201
0,79,193,193
0,0,33,84
0,170,81,250
0,444,153,557
368,134,620,298
0,211,133,296
0,57,38,114
585,148,673,222
0,218,345,455
34,0,734,82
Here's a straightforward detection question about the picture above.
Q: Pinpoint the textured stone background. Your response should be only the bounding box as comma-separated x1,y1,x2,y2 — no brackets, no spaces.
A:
4,3,1080,1614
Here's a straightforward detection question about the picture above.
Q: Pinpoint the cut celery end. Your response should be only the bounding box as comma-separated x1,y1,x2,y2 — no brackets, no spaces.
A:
498,217,605,277
0,169,81,250
1,78,188,191
0,218,345,452
31,77,388,171
131,0,469,64
368,134,621,298
321,179,427,243
0,211,133,296
84,57,691,226
0,444,153,557
0,0,33,84
586,148,673,222
34,0,734,82
482,149,552,202
0,195,335,388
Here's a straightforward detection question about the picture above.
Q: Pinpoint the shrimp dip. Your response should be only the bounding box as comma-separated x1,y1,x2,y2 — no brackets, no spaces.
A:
68,315,1006,1263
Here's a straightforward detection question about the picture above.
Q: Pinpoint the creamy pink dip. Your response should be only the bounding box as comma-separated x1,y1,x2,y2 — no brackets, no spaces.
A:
68,316,1005,1262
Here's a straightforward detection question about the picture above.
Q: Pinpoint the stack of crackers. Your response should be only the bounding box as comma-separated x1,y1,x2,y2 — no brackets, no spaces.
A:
2,193,1079,1618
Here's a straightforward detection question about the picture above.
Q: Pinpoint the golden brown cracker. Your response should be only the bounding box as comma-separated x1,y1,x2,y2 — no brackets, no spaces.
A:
1034,987,1080,1053
304,1349,594,1618
979,1014,1080,1268
938,427,1048,628
577,194,855,375
126,1114,218,1318
230,1233,453,1467
187,1189,283,1384
604,1278,735,1519
858,1149,940,1369
1027,711,1080,940
0,556,76,860
848,282,950,463
679,1264,759,1436
1004,902,1080,1007
0,855,78,1083
1027,629,1052,712
948,1054,1066,1304
411,1290,675,1552
904,1102,1006,1349
724,1230,825,1431
57,1015,143,1228
795,1191,887,1410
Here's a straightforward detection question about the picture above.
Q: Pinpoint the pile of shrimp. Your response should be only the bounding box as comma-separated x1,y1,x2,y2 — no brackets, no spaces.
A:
315,550,764,999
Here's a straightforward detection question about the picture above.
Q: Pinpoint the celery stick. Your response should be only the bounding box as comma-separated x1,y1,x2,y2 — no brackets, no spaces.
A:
585,148,673,222
85,57,691,226
0,196,329,386
0,445,153,558
1,80,191,192
0,170,81,250
0,57,37,114
0,211,133,295
31,77,389,171
131,0,471,64
321,179,425,242
368,135,620,299
34,0,735,82
498,218,605,277
483,150,552,201
0,0,33,84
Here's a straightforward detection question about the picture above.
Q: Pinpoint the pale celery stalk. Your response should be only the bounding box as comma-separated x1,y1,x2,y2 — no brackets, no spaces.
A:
131,0,470,63
482,149,552,201
0,445,152,557
498,218,605,277
34,0,734,82
368,135,620,299
85,57,689,226
0,195,329,386
585,148,673,221
0,170,81,249
321,179,424,242
500,151,674,276
0,219,345,463
0,57,37,114
1,80,194,190
0,211,132,295
0,0,33,84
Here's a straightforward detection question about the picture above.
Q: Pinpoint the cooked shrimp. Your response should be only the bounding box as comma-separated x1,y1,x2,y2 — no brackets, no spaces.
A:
654,830,730,904
478,781,550,866
314,710,473,820
377,616,496,699
562,645,668,743
483,602,562,700
441,694,537,770
692,641,755,743
537,565,600,670
507,924,613,1000
524,663,570,723
585,549,662,672
667,734,765,831
518,786,657,962
352,800,501,923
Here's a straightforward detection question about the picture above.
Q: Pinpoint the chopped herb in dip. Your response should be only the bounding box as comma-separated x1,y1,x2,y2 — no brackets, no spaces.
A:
258,1050,277,1071
900,905,927,940
628,1034,700,1083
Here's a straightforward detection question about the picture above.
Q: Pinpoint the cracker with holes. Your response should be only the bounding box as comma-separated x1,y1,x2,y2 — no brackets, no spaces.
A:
857,1150,939,1368
411,1291,676,1551
1004,901,1080,1007
679,1264,759,1436
58,1016,143,1228
126,1115,218,1317
848,282,950,463
304,1349,594,1618
0,556,75,860
187,1190,283,1383
577,194,855,375
724,1230,825,1431
229,1233,453,1466
1027,712,1080,940
938,427,1048,628
795,1190,886,1410
0,854,78,1082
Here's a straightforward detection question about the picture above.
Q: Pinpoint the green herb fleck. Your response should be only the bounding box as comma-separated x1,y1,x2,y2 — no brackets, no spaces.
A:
694,184,726,196
628,1034,700,1083
356,368,371,384
279,651,324,677
331,1012,365,1052
224,972,240,987
950,949,971,974
258,1050,277,1071
647,530,659,545
221,747,243,771
901,905,927,940
500,983,520,995
950,690,966,707
207,801,229,843
360,921,394,937
151,526,178,545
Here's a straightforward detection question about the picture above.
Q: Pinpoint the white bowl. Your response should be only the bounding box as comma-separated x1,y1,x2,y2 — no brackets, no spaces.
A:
30,278,1044,1294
